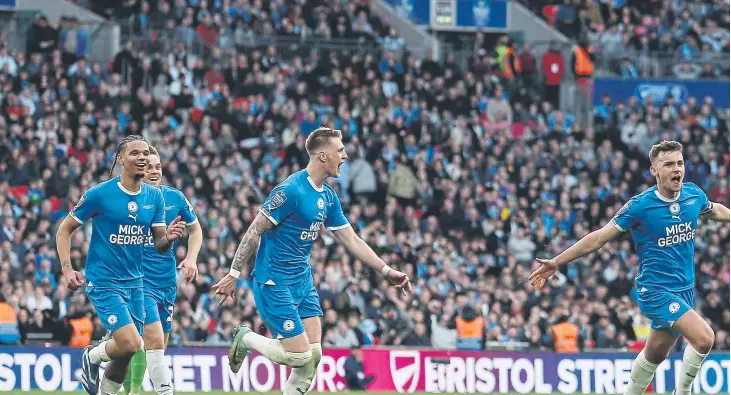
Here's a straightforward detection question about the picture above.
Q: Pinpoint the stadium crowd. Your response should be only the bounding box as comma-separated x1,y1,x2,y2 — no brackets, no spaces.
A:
0,0,729,353
527,0,730,79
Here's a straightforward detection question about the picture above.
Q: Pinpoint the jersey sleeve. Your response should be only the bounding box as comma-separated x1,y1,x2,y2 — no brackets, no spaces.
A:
260,183,298,226
611,197,642,232
325,192,350,231
151,187,166,228
179,192,198,224
697,185,714,216
69,188,99,224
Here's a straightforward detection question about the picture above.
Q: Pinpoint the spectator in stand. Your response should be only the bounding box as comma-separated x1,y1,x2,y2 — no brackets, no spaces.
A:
541,41,564,109
402,322,431,347
26,15,58,56
379,304,414,346
430,312,457,350
517,42,537,88
58,16,89,65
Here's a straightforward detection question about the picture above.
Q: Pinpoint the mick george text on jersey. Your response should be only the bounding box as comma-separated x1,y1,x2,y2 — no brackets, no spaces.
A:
301,221,323,241
658,222,695,247
108,224,148,245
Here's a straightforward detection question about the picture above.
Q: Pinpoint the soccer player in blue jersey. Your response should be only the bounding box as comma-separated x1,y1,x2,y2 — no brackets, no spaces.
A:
116,145,202,395
212,127,412,395
56,135,187,395
529,141,730,395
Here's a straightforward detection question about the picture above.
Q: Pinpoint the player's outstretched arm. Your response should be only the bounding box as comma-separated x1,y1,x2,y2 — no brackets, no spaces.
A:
702,202,731,223
212,212,274,304
528,221,622,288
331,226,412,293
56,216,84,291
178,221,203,282
151,215,187,253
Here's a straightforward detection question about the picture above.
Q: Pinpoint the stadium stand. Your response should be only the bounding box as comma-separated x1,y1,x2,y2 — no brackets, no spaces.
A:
0,0,728,356
521,0,730,79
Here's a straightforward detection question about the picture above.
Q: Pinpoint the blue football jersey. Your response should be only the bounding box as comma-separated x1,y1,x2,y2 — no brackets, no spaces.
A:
142,185,198,289
611,182,713,292
254,170,350,285
70,177,166,288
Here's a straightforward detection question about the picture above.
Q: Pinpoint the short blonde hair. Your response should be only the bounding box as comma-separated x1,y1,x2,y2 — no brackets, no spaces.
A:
305,127,342,155
649,140,683,164
148,145,160,157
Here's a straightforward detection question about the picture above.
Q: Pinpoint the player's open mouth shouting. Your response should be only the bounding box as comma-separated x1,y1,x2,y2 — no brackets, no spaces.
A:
671,174,682,187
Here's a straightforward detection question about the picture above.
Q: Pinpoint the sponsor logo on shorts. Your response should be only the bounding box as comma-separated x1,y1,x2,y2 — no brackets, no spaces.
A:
108,315,118,326
283,320,295,332
669,302,680,314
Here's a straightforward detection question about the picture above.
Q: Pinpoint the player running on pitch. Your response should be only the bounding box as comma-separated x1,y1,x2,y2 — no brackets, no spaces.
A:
57,135,187,395
529,141,730,395
212,127,412,395
115,145,203,395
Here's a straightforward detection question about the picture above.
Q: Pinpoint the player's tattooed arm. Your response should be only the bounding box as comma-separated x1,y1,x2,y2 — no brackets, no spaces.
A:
231,212,275,272
702,202,731,223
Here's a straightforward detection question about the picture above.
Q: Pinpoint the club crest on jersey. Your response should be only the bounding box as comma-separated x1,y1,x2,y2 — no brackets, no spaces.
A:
283,320,295,332
128,201,139,221
669,203,680,215
669,302,680,314
317,198,325,209
268,192,287,210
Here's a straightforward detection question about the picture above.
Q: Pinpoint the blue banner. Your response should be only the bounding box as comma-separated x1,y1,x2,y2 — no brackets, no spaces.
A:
0,347,728,393
0,0,16,8
456,0,508,29
594,78,730,109
385,0,431,26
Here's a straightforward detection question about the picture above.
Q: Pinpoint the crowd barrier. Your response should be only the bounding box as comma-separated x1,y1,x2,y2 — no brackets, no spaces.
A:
0,347,728,393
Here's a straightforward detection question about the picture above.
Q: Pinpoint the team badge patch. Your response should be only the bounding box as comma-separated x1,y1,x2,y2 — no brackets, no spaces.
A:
669,203,680,215
268,192,287,211
108,315,118,326
128,201,138,213
75,194,86,210
283,320,295,332
669,302,680,314
616,200,632,216
317,198,325,209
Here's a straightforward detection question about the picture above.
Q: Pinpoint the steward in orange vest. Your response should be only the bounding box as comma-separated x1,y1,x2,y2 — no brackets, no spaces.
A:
552,317,581,353
503,41,522,80
571,37,595,80
69,316,93,347
455,305,485,350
